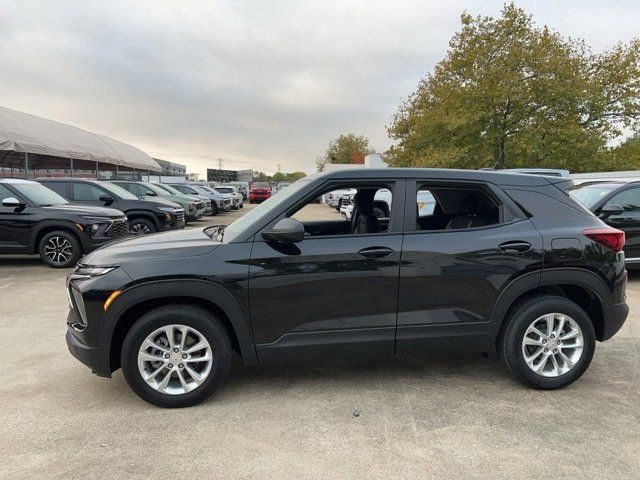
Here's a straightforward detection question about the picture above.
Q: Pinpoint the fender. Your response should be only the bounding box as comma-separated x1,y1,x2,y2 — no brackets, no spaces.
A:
29,220,85,254
488,267,612,337
101,279,258,367
123,209,160,229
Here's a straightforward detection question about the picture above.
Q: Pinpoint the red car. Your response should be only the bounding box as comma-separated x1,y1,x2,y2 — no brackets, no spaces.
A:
249,182,271,203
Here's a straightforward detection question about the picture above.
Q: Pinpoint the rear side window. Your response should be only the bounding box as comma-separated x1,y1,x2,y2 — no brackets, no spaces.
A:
411,183,501,231
42,182,68,198
609,188,640,212
0,184,15,200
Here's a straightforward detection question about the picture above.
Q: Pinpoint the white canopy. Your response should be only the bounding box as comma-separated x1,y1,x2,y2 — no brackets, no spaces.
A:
0,106,161,172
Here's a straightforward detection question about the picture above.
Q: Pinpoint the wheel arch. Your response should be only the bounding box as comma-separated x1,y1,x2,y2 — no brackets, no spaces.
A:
124,210,160,229
490,268,610,342
103,279,257,374
30,221,85,254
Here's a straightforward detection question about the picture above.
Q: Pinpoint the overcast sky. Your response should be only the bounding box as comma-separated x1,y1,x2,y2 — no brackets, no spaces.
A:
1,1,639,176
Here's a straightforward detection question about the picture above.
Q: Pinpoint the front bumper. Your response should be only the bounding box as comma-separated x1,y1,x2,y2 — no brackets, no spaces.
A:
66,309,111,377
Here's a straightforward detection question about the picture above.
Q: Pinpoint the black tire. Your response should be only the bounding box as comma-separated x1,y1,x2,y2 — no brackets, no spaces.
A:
38,230,82,268
120,304,232,408
499,295,596,390
129,218,157,236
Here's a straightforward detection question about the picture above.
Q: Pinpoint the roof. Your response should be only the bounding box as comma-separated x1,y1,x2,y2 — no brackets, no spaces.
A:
0,106,161,172
0,178,37,184
307,168,569,187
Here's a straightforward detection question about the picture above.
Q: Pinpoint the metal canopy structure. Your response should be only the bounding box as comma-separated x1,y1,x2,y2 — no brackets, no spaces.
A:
0,106,160,178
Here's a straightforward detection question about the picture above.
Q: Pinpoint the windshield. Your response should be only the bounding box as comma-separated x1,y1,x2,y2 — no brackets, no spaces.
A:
142,182,172,196
195,186,214,195
216,187,234,193
224,180,310,242
12,182,68,206
101,181,138,200
152,183,184,195
568,183,622,209
252,182,270,189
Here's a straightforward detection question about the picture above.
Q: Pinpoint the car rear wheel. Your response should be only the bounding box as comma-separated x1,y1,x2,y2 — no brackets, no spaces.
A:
121,305,232,408
38,230,82,268
499,295,595,389
129,218,156,236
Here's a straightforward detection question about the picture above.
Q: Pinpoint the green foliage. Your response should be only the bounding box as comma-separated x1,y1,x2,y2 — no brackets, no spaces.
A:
387,3,640,173
318,134,373,171
252,171,307,182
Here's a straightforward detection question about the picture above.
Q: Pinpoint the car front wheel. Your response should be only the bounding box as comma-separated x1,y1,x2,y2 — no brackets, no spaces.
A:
121,304,232,407
129,218,157,235
499,295,596,389
38,230,82,268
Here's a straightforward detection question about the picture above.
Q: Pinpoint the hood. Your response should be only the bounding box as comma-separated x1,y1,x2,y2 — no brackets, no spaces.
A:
44,204,124,217
139,196,183,209
82,228,220,265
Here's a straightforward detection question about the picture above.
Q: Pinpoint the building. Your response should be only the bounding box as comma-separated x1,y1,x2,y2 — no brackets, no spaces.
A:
207,168,254,183
154,158,186,177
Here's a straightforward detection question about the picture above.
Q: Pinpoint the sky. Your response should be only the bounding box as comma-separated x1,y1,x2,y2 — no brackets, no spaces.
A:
1,1,639,177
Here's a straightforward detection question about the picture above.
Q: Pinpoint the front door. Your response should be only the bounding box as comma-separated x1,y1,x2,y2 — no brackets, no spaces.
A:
70,182,120,210
249,180,405,363
0,184,30,253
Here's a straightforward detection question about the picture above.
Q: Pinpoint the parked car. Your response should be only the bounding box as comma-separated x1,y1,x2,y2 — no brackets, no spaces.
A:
568,180,640,267
224,181,248,199
0,179,128,267
249,182,271,203
169,184,231,215
325,188,352,210
38,178,184,236
216,185,243,209
340,188,435,221
152,183,213,216
110,181,203,222
65,169,628,407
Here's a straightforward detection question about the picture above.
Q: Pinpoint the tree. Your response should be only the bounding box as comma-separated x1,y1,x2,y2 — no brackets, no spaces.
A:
319,134,373,171
387,3,640,172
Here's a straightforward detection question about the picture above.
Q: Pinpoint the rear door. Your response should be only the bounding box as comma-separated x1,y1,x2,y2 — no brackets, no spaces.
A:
600,186,640,260
396,179,543,354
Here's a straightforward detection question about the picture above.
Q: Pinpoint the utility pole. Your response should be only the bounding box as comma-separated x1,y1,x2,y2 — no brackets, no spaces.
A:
276,163,282,173
217,158,224,170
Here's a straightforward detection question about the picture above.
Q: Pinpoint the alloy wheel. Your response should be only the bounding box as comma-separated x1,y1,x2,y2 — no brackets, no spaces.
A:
521,313,584,377
130,223,151,235
43,236,73,265
137,324,213,395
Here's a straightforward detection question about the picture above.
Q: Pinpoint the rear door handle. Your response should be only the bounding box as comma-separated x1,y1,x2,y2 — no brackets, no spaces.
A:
499,241,532,253
357,246,394,258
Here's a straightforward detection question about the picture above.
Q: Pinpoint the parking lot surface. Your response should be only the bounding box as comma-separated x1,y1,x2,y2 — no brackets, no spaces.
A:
1,203,639,479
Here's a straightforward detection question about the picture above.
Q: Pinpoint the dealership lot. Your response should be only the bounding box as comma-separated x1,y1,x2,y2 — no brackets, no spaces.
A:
1,204,639,480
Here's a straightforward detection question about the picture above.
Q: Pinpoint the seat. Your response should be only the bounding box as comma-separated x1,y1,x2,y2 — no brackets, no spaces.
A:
446,193,496,229
350,190,381,234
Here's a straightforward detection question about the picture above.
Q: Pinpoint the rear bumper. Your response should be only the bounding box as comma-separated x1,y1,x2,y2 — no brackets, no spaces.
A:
601,301,629,341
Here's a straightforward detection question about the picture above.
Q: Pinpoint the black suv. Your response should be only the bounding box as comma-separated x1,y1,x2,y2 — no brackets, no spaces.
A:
65,169,628,407
568,180,640,267
38,178,185,235
0,179,128,267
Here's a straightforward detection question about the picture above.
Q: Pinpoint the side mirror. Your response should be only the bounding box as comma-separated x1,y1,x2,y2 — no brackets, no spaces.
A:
262,218,305,243
146,190,157,196
600,204,624,217
2,196,25,209
99,194,114,205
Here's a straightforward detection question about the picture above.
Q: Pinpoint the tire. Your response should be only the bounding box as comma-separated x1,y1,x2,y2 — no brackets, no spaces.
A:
38,230,82,268
120,304,232,408
129,218,157,236
499,295,596,390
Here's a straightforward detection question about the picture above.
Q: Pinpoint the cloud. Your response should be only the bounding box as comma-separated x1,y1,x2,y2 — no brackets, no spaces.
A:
0,0,638,176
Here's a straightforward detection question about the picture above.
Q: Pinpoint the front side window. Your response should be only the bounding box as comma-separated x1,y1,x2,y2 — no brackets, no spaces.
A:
411,183,500,231
290,184,393,236
608,188,640,212
13,182,68,206
72,183,105,202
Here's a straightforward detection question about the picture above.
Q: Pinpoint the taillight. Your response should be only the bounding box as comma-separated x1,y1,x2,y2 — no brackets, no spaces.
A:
583,228,625,252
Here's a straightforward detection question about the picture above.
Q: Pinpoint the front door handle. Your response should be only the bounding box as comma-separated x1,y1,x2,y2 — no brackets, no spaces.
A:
357,246,394,258
499,241,532,253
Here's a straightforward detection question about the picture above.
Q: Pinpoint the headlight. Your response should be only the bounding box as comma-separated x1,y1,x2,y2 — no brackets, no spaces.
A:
158,206,176,212
74,265,117,277
80,215,110,222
